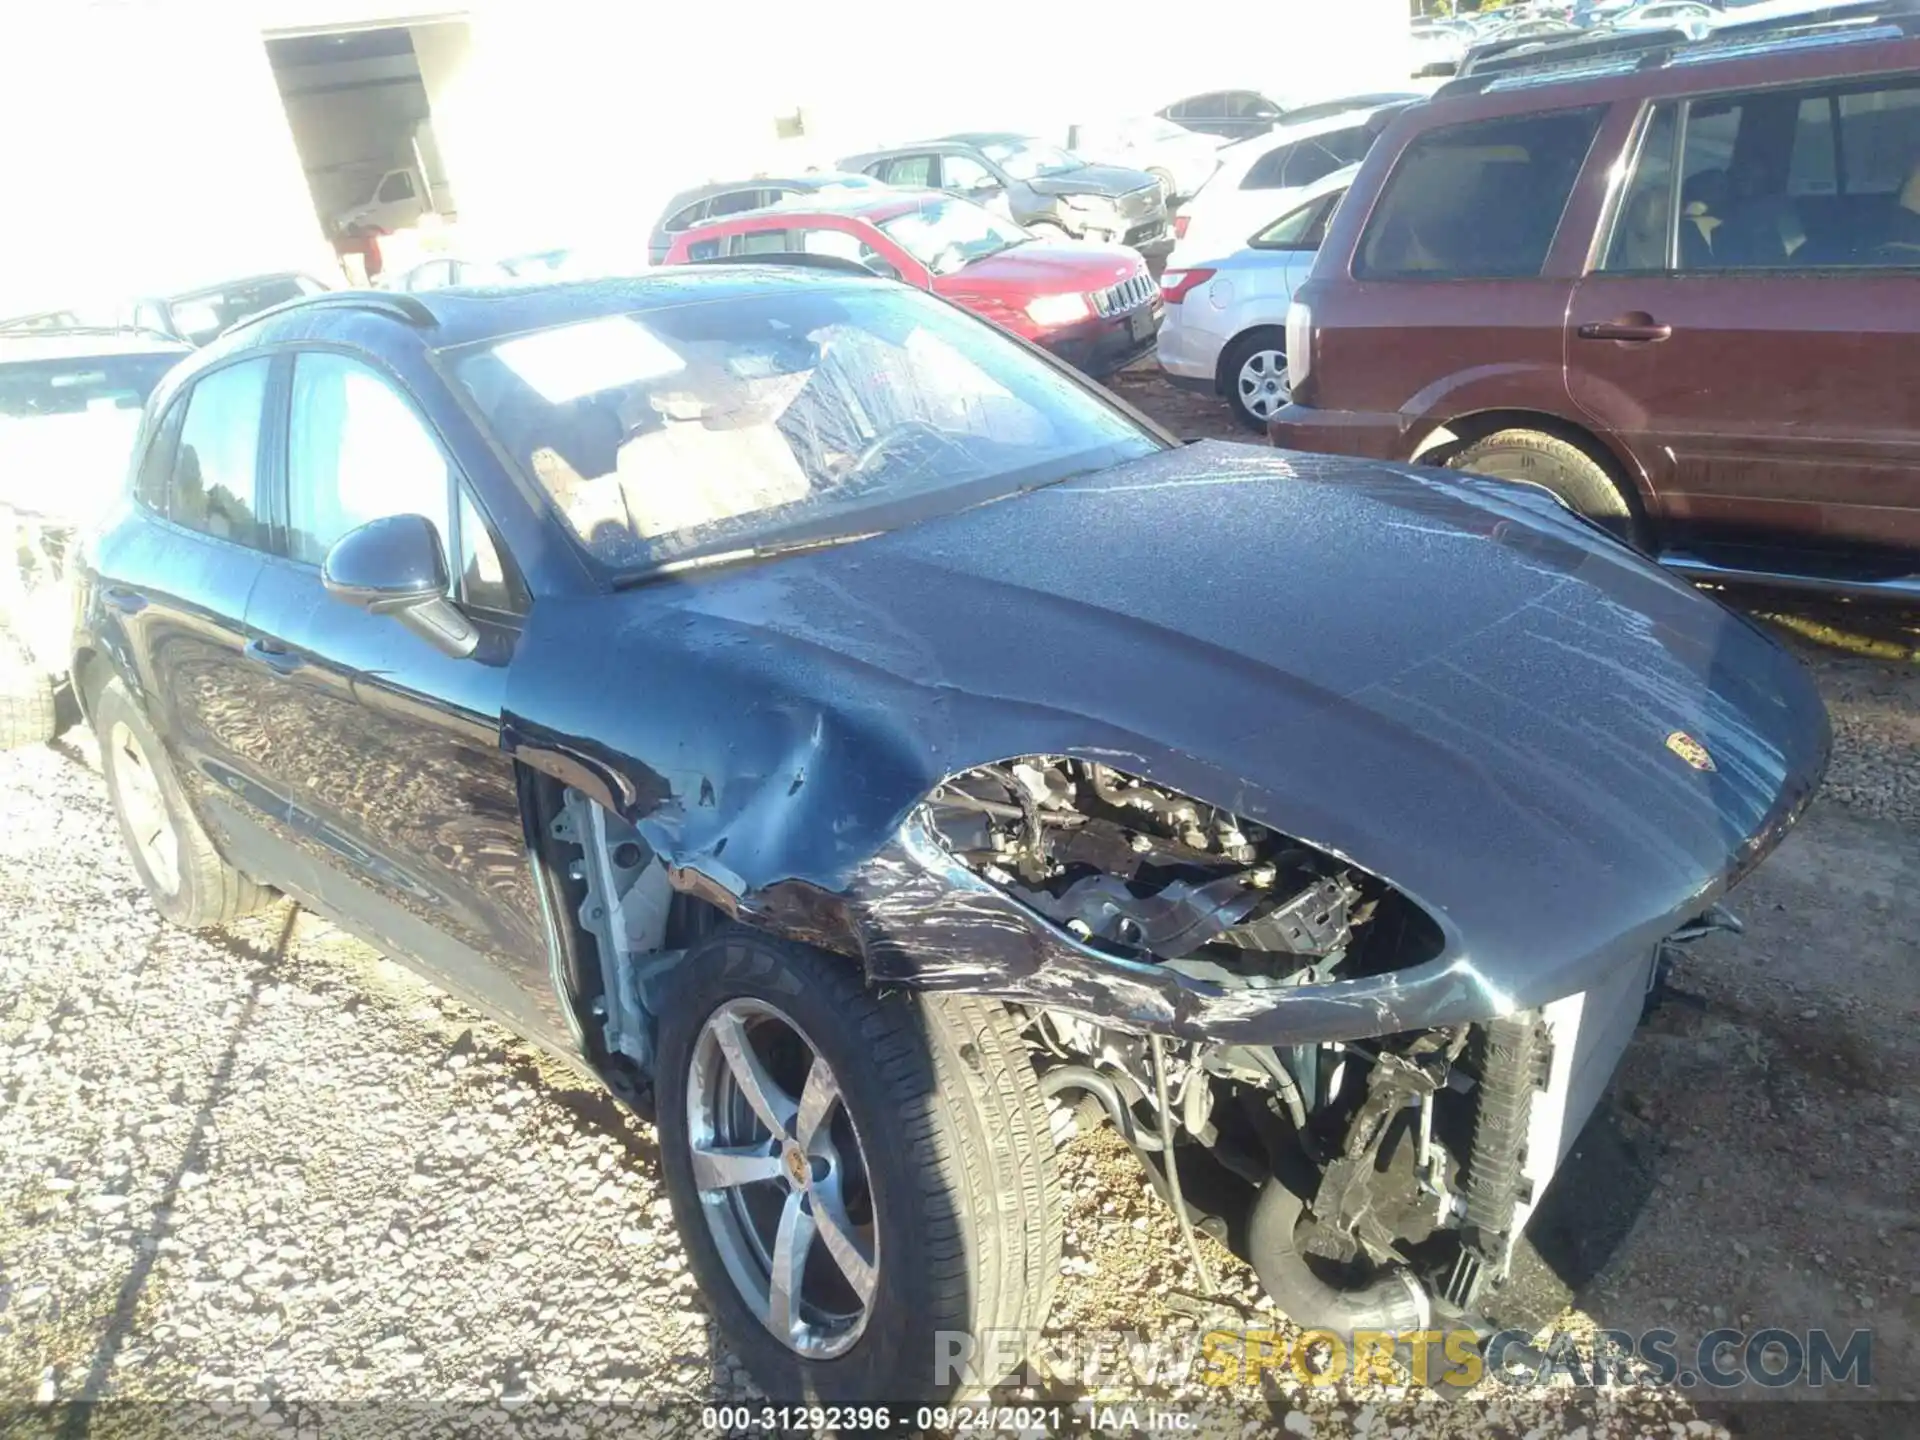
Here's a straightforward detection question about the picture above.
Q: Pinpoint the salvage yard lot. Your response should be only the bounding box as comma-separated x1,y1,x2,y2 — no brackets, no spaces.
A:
2,375,1916,1436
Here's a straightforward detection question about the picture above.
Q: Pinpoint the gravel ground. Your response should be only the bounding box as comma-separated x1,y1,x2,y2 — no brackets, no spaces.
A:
2,379,1916,1438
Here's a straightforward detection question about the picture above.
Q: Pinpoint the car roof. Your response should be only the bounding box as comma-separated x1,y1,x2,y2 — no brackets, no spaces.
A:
669,190,964,250
939,131,1033,146
842,139,983,164
0,330,190,363
1444,4,1920,90
666,171,876,206
201,268,882,357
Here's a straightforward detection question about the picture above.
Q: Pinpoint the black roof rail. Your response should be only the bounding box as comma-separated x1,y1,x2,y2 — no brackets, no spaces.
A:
684,252,883,278
1452,26,1687,82
1443,0,1920,92
218,289,439,339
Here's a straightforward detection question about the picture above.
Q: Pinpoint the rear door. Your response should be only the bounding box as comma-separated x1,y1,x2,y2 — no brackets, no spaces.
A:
1313,103,1607,452
241,344,566,1045
93,356,294,852
1568,76,1920,555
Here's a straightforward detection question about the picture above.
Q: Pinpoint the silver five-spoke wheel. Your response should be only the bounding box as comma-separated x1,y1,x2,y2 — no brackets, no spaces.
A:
1235,347,1290,422
686,998,878,1358
109,719,179,896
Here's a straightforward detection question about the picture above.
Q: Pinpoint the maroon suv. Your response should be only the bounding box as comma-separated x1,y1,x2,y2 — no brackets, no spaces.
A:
1270,11,1920,597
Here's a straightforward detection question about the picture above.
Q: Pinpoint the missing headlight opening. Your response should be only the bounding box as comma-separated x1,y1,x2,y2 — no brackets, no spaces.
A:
925,756,1440,988
926,756,1533,1333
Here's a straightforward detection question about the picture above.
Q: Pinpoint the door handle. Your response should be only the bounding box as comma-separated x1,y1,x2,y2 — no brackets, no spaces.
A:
102,586,147,615
1577,318,1672,343
244,637,304,676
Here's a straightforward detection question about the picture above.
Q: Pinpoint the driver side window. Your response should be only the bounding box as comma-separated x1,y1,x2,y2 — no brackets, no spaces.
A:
285,352,451,569
943,154,999,194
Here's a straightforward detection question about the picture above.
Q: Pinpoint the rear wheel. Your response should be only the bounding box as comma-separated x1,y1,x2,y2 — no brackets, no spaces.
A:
95,678,274,929
1447,428,1646,549
655,926,1062,1403
1222,327,1290,432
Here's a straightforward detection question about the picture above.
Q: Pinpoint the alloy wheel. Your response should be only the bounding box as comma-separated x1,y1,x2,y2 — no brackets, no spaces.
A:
1236,349,1290,421
685,998,878,1358
109,720,180,896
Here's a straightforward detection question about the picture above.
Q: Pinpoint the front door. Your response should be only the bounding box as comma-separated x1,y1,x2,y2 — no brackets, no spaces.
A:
1567,81,1920,557
241,346,569,1049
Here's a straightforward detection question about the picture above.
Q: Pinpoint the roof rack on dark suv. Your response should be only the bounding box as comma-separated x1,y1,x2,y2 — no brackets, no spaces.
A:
1452,0,1920,84
1271,5,1920,600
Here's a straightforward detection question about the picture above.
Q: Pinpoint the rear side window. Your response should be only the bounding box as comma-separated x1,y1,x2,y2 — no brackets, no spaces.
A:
664,199,709,234
706,188,770,219
732,227,797,256
1356,106,1604,279
1242,126,1371,190
169,359,269,547
1252,190,1345,251
880,154,937,187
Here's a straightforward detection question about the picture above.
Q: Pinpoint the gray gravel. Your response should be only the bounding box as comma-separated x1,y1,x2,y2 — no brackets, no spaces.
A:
0,735,1746,1438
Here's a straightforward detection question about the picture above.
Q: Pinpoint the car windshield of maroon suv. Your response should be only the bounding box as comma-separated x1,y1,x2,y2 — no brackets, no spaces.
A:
1272,20,1920,600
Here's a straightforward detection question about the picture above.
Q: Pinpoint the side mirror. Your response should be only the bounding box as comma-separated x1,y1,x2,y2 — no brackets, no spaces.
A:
322,513,478,658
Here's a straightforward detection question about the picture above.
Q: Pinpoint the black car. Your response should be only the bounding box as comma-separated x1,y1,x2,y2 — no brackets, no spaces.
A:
1158,90,1424,141
840,134,1172,254
73,271,1826,1403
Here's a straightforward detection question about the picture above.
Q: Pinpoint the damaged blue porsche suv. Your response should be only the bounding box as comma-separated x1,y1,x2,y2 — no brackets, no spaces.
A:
72,268,1828,1402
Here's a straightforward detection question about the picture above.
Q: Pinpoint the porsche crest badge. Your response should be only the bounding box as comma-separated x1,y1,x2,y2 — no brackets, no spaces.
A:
1665,730,1716,772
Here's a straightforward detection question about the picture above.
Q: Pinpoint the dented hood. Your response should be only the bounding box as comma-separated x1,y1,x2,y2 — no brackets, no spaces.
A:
502,440,1827,1011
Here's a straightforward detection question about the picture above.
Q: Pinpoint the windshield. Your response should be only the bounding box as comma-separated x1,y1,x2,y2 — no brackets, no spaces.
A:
877,198,1030,275
165,275,326,345
981,140,1083,180
0,352,179,517
452,286,1158,575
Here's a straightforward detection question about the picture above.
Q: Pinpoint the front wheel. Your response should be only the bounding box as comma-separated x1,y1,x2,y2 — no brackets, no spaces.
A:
655,927,1062,1403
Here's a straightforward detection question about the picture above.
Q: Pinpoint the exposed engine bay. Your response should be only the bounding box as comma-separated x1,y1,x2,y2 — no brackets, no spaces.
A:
924,755,1441,989
916,757,1697,1338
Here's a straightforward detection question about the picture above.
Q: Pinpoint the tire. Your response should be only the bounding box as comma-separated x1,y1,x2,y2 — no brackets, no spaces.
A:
1447,428,1646,549
95,678,274,929
655,926,1062,1404
1221,327,1291,433
1147,167,1177,199
0,628,56,750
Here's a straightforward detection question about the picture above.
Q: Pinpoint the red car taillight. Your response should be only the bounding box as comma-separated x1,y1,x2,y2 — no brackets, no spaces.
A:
1159,268,1215,304
1173,213,1190,240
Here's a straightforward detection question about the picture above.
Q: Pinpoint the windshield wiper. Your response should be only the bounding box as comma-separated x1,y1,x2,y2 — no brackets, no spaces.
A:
610,531,883,588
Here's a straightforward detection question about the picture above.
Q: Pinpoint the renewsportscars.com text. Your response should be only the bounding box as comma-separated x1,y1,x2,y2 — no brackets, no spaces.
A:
935,1326,1875,1392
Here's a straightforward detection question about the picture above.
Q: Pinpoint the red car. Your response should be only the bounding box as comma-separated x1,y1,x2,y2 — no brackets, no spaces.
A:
661,192,1161,376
